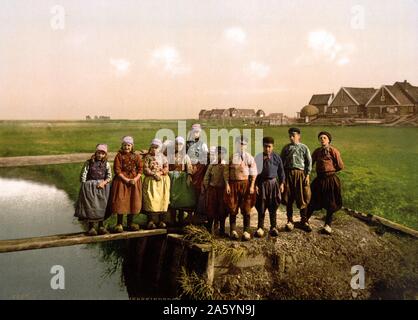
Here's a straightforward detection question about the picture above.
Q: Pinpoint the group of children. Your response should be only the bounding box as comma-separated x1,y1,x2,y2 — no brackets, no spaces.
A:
75,125,344,239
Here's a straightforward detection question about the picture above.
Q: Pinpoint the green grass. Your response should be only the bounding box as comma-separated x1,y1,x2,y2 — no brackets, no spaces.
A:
0,120,417,230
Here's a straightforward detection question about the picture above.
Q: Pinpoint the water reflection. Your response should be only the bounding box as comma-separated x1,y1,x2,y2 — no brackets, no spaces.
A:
0,178,128,299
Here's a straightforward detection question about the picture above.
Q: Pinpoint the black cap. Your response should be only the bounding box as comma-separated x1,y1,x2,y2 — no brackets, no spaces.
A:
288,127,301,134
318,131,332,142
263,136,274,144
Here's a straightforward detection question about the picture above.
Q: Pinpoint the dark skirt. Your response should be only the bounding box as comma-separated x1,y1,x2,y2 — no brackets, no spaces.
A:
255,178,281,212
191,164,207,197
309,173,342,212
206,185,227,219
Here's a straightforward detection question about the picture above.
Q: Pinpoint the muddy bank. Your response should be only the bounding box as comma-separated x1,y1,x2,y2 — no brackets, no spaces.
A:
211,210,418,300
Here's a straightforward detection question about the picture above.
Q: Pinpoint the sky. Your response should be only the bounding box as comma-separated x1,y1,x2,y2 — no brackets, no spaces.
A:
0,0,417,119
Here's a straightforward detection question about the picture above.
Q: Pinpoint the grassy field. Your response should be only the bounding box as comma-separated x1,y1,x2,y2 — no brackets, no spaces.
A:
0,120,417,230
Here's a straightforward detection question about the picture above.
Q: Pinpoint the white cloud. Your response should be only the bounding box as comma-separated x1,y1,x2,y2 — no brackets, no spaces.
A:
337,57,350,65
150,46,191,76
308,30,337,57
246,61,271,78
296,29,355,67
224,27,247,44
110,58,131,76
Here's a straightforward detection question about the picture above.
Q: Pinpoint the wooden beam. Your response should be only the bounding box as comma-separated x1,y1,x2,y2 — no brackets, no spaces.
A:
0,152,117,167
0,229,167,253
342,207,418,238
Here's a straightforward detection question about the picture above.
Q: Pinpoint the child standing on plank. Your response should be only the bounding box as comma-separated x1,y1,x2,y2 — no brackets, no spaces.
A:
254,137,285,237
280,128,312,232
75,144,112,236
110,136,143,233
167,136,195,226
186,123,209,199
186,124,208,224
202,146,228,235
224,135,258,241
302,131,344,234
142,138,170,229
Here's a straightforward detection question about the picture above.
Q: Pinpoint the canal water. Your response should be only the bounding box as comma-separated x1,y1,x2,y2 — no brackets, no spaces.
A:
0,178,128,299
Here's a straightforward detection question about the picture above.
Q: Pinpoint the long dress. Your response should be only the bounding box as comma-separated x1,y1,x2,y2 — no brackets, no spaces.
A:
142,152,171,213
109,151,143,215
167,152,196,209
75,159,112,221
186,139,209,196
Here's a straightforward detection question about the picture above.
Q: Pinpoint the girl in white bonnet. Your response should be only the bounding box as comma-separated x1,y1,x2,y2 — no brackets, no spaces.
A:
142,138,171,229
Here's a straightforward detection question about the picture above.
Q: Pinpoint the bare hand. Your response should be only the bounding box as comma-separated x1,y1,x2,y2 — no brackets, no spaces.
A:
226,184,231,195
249,186,255,194
97,181,106,189
256,186,259,195
279,183,284,194
303,175,310,186
129,179,136,185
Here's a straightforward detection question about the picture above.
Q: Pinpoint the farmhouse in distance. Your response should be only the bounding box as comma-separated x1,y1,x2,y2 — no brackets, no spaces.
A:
198,108,290,126
198,80,417,126
298,80,418,126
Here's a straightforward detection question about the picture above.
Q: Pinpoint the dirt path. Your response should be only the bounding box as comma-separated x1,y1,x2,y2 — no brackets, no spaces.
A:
0,153,118,167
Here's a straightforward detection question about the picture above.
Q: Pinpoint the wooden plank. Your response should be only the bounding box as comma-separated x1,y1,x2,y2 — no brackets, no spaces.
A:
0,152,117,167
0,229,167,253
342,207,418,238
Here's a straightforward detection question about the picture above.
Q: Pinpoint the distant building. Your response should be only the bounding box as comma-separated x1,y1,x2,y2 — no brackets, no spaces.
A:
327,87,377,118
308,94,334,115
209,109,230,120
258,113,289,126
366,81,418,118
87,115,111,121
198,108,265,122
300,80,417,123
